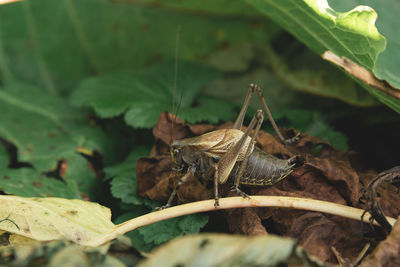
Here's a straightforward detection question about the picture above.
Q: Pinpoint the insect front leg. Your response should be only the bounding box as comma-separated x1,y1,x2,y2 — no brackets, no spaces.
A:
213,164,219,207
157,166,196,210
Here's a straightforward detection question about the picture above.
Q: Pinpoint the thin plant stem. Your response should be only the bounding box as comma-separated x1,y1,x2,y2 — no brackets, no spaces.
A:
88,196,397,246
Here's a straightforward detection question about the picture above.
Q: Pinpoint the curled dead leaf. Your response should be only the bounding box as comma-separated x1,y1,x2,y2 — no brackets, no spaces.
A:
136,112,400,263
360,217,400,267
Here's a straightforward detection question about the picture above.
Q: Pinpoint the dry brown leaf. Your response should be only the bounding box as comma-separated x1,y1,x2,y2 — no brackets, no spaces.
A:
360,217,400,267
136,112,400,263
225,208,267,236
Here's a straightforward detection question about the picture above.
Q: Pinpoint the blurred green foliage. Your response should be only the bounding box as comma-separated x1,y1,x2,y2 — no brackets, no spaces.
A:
0,0,399,255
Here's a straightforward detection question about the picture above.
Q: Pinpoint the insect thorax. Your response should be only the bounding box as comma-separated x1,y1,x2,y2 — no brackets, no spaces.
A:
171,143,218,178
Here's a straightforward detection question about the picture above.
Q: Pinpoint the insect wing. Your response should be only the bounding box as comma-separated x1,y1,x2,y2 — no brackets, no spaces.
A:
204,129,248,157
176,129,245,156
173,130,226,151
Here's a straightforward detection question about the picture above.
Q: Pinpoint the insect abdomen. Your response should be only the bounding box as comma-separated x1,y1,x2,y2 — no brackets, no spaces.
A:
237,147,293,186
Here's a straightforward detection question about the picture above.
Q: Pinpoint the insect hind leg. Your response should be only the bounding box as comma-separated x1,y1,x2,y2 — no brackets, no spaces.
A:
233,83,299,144
232,109,264,198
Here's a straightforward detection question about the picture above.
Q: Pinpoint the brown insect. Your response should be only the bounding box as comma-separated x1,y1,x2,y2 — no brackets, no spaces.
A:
160,84,303,209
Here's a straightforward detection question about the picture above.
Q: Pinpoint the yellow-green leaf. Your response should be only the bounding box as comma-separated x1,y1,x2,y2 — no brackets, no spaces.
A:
136,234,325,267
0,196,115,246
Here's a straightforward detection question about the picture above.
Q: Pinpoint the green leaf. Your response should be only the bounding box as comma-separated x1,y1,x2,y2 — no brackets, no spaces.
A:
247,0,400,113
138,215,209,245
115,212,209,253
179,95,236,124
114,210,156,253
0,168,79,198
0,145,7,168
247,0,385,69
0,0,278,92
133,0,259,17
294,112,348,151
71,62,228,128
264,109,348,151
0,82,109,198
105,148,149,180
204,41,378,108
262,45,378,107
111,176,143,206
328,0,400,89
106,146,156,207
136,234,325,267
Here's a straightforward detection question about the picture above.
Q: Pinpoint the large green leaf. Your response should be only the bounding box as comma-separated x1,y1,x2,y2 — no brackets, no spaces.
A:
328,0,400,89
247,0,400,113
247,0,385,69
0,168,79,198
202,41,378,110
133,0,258,16
261,45,378,107
0,145,7,168
0,0,278,93
0,82,109,198
71,61,234,128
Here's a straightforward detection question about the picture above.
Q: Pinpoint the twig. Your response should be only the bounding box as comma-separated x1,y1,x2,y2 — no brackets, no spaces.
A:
88,196,397,246
322,51,400,99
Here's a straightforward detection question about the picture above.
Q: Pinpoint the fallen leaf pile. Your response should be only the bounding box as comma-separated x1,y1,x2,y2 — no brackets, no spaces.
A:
360,218,400,267
136,112,400,263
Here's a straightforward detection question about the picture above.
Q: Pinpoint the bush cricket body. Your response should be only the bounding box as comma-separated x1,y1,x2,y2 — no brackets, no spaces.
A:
159,84,303,209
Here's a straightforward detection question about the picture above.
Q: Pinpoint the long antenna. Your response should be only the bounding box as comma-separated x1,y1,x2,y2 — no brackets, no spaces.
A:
170,25,181,145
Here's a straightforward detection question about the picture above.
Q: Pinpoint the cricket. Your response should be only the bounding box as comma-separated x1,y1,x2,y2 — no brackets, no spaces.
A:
159,83,304,209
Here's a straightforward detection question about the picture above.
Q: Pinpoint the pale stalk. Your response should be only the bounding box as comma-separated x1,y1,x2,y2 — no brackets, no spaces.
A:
88,196,397,246
0,0,21,5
